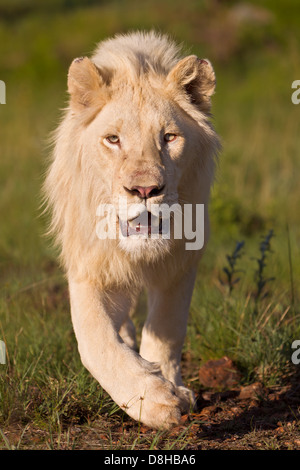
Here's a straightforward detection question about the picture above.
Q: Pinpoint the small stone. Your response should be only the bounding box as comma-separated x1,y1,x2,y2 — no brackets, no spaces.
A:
238,382,265,400
198,356,241,389
199,405,216,417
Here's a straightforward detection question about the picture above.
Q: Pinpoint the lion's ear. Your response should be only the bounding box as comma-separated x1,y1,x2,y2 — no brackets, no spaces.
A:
67,57,106,111
166,55,216,113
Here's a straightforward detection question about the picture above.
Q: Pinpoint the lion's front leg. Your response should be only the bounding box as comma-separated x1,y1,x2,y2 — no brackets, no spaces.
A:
140,266,197,411
68,278,185,429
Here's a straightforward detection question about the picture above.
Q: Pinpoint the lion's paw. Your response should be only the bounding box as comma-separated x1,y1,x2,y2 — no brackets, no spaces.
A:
123,376,193,429
175,385,196,413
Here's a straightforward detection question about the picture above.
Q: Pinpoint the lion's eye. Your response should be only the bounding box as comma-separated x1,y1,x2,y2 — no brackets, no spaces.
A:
106,135,120,144
164,133,177,143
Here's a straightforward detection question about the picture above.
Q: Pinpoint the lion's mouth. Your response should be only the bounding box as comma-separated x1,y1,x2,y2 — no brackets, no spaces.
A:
119,211,164,238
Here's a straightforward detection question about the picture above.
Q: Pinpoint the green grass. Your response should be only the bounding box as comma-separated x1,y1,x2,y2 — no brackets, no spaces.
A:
0,0,300,449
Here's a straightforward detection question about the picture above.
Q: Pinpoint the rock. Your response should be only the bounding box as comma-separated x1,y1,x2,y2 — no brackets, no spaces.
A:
238,382,265,400
198,405,217,417
198,356,241,390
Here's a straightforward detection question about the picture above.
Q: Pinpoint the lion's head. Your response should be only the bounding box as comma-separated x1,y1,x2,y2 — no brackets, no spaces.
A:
44,32,220,286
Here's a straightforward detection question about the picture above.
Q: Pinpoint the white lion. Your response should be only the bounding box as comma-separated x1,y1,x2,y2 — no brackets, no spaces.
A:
44,31,220,429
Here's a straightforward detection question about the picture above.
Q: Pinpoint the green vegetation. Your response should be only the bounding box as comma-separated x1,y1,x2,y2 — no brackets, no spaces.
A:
0,0,299,449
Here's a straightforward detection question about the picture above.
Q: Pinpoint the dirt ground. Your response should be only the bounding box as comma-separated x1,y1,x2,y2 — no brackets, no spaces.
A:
3,366,300,451
184,379,300,450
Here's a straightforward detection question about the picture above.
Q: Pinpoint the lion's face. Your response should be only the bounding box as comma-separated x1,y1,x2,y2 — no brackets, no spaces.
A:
46,49,219,274
84,82,199,257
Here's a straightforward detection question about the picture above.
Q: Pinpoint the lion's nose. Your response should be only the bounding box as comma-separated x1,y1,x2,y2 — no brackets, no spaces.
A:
124,185,164,199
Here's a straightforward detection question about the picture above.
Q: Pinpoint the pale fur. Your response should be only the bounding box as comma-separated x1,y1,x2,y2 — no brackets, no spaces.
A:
44,31,220,429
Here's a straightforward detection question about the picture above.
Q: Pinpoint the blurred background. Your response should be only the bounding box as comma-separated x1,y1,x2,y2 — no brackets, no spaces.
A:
0,0,300,442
